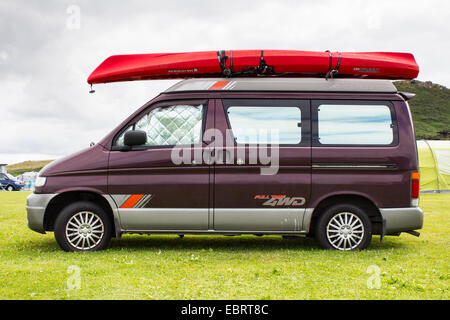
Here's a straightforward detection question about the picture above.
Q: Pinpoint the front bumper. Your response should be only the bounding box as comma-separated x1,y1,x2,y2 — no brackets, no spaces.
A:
26,193,57,234
380,207,424,235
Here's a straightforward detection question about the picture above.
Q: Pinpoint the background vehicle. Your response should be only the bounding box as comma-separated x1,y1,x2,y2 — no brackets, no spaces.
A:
0,173,23,191
26,78,423,251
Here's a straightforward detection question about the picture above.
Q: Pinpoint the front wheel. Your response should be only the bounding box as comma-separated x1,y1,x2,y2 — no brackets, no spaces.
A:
54,201,112,252
6,185,14,191
315,203,372,251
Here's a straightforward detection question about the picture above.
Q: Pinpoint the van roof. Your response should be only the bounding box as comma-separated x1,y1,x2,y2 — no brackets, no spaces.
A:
164,78,398,93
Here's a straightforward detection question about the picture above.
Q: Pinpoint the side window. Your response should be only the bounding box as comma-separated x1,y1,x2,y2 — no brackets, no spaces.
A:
317,104,395,145
227,106,302,144
115,125,132,147
115,104,204,147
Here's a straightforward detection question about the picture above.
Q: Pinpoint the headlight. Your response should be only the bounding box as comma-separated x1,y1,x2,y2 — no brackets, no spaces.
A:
34,176,47,187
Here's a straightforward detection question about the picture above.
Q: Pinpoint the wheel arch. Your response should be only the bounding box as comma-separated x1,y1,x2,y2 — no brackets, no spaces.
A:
307,193,383,236
43,191,119,237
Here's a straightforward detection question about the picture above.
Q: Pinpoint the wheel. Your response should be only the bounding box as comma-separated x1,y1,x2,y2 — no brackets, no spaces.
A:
54,201,112,252
6,185,14,192
315,203,372,251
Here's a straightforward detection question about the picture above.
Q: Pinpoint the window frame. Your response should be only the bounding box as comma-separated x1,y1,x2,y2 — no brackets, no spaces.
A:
222,99,310,147
311,100,399,147
111,99,208,151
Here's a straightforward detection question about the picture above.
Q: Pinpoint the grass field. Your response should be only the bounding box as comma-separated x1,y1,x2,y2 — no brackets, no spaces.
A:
6,160,53,177
0,192,448,300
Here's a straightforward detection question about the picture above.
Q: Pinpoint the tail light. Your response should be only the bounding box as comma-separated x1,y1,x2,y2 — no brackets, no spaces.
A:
411,171,420,206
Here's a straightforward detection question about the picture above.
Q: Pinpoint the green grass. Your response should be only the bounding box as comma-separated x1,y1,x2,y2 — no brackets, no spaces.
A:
0,192,448,300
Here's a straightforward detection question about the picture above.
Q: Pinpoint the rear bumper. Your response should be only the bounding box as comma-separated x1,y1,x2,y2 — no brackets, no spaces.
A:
26,193,57,234
380,207,424,235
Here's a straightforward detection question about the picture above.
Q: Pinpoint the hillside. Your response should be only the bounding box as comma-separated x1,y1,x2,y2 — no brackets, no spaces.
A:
394,80,449,140
6,160,53,176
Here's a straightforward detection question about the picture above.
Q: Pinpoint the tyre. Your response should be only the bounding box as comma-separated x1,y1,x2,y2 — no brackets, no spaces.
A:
6,185,14,192
54,201,112,252
315,203,372,251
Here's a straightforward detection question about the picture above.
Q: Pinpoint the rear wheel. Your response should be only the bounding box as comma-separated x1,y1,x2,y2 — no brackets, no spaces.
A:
54,201,112,252
6,185,13,192
315,203,372,251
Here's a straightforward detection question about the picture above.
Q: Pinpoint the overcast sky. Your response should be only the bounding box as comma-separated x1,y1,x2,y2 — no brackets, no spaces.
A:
1,0,449,165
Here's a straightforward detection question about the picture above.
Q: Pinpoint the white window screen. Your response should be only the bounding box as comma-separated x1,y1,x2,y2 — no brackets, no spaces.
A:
116,104,203,146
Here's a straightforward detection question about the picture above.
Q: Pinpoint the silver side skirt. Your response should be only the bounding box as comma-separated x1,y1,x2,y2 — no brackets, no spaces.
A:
118,207,313,233
123,229,309,235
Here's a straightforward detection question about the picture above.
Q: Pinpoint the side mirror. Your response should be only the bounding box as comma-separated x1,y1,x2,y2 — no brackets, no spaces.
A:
124,130,147,146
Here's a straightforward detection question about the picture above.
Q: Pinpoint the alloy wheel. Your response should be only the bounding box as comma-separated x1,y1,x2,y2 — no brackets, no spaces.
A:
326,212,365,250
65,211,105,250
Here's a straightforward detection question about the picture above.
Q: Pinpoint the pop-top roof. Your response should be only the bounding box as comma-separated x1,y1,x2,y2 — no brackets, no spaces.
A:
165,78,398,93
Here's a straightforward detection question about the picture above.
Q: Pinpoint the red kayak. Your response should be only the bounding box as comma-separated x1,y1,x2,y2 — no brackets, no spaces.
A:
87,50,419,84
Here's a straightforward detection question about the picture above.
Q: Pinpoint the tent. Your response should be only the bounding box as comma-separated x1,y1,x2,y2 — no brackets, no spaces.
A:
16,171,39,191
417,140,450,193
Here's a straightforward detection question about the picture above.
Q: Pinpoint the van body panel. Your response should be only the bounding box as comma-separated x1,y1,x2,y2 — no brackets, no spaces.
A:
35,144,109,194
212,99,311,231
118,208,209,230
380,207,423,234
310,99,418,209
27,79,423,246
107,99,214,230
213,208,306,231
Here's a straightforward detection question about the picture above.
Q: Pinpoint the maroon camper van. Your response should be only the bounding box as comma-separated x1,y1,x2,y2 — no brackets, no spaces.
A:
26,78,423,251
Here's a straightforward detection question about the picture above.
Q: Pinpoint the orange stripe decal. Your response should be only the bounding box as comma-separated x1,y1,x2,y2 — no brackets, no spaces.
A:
121,194,144,208
209,80,230,90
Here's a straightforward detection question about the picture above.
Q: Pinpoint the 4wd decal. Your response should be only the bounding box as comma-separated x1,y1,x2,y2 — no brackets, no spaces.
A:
254,195,306,207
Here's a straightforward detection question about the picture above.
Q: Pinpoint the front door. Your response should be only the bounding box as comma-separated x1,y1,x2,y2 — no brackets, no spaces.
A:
213,99,311,232
108,99,213,231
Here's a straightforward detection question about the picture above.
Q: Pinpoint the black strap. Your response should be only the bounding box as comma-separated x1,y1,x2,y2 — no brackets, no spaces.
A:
230,50,233,74
325,50,332,71
249,50,274,75
257,50,269,73
217,50,229,76
325,51,342,79
217,49,274,77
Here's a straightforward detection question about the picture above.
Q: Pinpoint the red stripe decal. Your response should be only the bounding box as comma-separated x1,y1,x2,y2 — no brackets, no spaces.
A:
209,80,230,90
120,194,144,208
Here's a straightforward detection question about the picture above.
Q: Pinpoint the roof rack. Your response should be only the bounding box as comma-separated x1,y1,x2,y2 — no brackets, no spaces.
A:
165,78,397,93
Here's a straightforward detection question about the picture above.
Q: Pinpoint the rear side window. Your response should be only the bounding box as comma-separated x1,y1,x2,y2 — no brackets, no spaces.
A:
115,104,204,147
226,106,302,144
316,104,396,145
